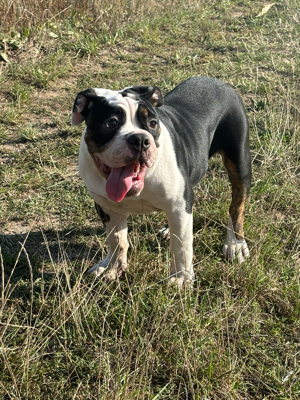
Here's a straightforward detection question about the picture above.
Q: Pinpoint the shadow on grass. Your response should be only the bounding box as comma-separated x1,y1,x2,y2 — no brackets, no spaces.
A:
0,214,212,300
0,217,169,289
0,226,106,291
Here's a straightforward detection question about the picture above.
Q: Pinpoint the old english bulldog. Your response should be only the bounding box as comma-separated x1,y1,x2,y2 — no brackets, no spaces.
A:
72,77,251,286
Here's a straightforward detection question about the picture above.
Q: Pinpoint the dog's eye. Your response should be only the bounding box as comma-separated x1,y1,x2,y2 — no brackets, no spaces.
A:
149,120,157,129
105,119,119,129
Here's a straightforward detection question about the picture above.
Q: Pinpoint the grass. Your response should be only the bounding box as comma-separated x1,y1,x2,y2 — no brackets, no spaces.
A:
1,0,300,398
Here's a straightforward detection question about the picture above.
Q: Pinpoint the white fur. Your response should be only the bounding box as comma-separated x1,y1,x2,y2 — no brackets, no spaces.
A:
222,217,250,263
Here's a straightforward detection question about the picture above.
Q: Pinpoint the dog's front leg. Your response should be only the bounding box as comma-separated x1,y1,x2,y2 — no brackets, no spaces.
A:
87,208,128,280
166,209,195,287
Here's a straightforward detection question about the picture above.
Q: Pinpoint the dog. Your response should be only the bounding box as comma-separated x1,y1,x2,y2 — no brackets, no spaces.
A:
72,77,251,286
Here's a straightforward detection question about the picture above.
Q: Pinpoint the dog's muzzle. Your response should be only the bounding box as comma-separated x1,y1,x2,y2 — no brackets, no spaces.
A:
92,131,158,203
126,133,151,152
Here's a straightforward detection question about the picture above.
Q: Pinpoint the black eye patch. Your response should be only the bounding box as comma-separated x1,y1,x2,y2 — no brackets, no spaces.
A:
137,104,160,144
84,99,126,150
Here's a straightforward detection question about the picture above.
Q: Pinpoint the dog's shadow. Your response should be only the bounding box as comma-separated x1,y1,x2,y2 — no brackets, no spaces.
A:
0,225,106,290
0,216,167,279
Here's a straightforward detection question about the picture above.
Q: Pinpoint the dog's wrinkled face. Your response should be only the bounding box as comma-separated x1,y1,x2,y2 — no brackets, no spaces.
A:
72,86,163,202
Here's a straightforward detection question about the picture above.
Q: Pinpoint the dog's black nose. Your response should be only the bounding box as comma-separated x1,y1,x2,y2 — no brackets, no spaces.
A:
127,134,150,152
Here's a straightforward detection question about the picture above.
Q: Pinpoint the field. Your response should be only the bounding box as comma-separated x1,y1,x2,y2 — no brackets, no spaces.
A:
1,0,300,398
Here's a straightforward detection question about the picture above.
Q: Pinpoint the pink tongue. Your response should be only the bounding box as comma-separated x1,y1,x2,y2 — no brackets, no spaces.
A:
106,163,136,202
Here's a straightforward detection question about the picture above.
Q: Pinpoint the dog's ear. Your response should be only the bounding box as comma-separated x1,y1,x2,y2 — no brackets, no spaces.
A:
122,86,163,107
71,93,87,126
71,89,97,126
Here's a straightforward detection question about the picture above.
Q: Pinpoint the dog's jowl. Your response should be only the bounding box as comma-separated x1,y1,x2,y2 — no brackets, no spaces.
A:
72,77,251,286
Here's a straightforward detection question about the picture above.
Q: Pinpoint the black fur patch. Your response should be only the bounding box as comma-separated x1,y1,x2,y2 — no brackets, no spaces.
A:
94,202,110,225
157,77,251,213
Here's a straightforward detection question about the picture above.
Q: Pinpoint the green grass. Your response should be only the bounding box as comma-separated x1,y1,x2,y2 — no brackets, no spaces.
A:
1,0,300,398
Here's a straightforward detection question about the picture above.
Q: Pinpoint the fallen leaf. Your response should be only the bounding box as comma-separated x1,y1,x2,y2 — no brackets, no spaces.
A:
256,3,276,17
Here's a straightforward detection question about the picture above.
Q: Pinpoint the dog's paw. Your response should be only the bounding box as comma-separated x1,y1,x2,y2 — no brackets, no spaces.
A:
169,269,195,288
169,277,194,288
222,239,250,263
87,261,108,277
87,259,127,279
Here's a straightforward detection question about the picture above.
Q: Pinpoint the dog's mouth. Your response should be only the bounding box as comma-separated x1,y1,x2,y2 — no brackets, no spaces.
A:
93,155,147,202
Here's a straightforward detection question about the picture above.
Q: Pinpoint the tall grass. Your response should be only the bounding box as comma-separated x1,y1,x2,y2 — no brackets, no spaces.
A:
1,0,300,398
0,0,187,30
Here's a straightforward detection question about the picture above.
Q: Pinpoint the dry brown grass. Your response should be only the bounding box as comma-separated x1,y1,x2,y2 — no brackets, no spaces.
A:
1,0,300,398
1,0,186,30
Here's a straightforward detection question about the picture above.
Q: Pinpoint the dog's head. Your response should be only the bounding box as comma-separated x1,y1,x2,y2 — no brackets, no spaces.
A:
72,85,163,202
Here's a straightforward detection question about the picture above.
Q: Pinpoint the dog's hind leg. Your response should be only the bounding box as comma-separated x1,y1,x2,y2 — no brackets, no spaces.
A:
221,153,251,263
